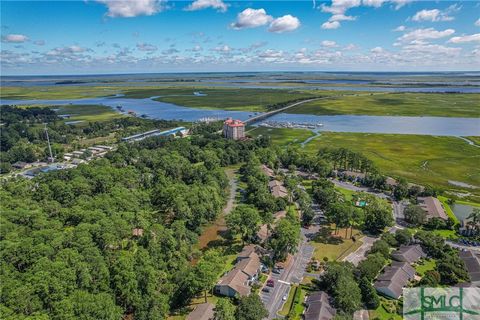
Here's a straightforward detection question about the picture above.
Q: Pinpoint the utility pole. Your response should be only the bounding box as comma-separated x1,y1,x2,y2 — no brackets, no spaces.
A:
44,123,54,163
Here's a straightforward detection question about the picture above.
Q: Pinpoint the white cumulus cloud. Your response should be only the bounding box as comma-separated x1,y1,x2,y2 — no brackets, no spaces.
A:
230,8,273,29
363,0,386,8
321,40,338,47
185,0,228,12
96,0,165,18
2,34,29,43
398,28,455,43
321,21,340,29
268,15,301,33
393,25,406,32
412,9,453,22
448,33,480,44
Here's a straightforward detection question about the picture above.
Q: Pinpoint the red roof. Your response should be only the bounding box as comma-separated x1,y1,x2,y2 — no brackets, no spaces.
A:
224,118,245,127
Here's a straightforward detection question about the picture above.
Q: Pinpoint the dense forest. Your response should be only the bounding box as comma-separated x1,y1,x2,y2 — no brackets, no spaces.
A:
0,129,269,319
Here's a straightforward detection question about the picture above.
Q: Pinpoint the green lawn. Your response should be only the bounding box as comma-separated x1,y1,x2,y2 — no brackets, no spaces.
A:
303,132,480,197
335,186,355,201
311,225,363,262
415,258,436,277
370,298,402,320
248,126,315,146
287,92,480,118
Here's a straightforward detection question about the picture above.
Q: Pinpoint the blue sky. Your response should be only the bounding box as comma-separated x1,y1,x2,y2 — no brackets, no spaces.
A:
1,0,479,74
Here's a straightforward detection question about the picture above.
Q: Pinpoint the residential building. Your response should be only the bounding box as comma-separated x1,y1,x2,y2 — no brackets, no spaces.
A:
303,291,336,320
459,250,480,287
186,302,214,320
223,118,245,140
268,180,288,198
256,210,287,243
261,164,275,178
417,197,448,221
374,261,416,299
336,170,366,182
12,162,30,170
215,267,251,297
214,245,261,297
391,245,426,264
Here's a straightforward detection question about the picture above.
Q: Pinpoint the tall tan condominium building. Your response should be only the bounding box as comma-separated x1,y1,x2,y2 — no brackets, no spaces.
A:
223,118,245,140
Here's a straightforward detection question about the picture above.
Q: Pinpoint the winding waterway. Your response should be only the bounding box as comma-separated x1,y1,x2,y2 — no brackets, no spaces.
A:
1,96,479,136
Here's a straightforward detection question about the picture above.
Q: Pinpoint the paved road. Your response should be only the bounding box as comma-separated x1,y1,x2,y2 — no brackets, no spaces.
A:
262,227,316,319
245,98,325,125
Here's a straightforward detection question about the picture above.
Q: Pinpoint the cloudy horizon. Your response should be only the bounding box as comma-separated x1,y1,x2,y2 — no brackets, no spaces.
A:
1,0,479,75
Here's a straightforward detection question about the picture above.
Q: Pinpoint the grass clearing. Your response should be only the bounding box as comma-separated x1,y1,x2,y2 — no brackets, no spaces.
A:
287,92,480,118
370,297,402,320
335,185,355,201
311,225,363,262
415,258,436,277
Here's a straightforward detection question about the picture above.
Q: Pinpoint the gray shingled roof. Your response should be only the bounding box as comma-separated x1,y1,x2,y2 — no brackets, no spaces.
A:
186,303,214,320
459,250,480,283
374,262,415,299
391,245,426,263
304,291,336,320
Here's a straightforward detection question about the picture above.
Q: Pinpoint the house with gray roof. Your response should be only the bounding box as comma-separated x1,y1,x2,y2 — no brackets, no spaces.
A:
304,291,336,320
391,245,426,264
374,261,416,299
186,302,214,320
214,245,261,297
459,250,480,287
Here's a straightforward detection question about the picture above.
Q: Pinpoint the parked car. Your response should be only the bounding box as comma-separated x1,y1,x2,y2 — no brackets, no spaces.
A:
262,287,270,293
272,268,281,274
282,294,288,301
266,279,274,287
275,264,284,270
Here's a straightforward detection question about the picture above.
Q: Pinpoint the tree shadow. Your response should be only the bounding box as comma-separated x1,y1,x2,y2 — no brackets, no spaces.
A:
312,226,344,245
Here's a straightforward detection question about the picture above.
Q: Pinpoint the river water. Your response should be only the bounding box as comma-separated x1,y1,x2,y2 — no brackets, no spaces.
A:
1,96,479,136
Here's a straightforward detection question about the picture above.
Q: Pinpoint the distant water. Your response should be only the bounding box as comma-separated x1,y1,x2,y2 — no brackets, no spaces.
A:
2,71,480,93
256,113,480,136
1,96,479,136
